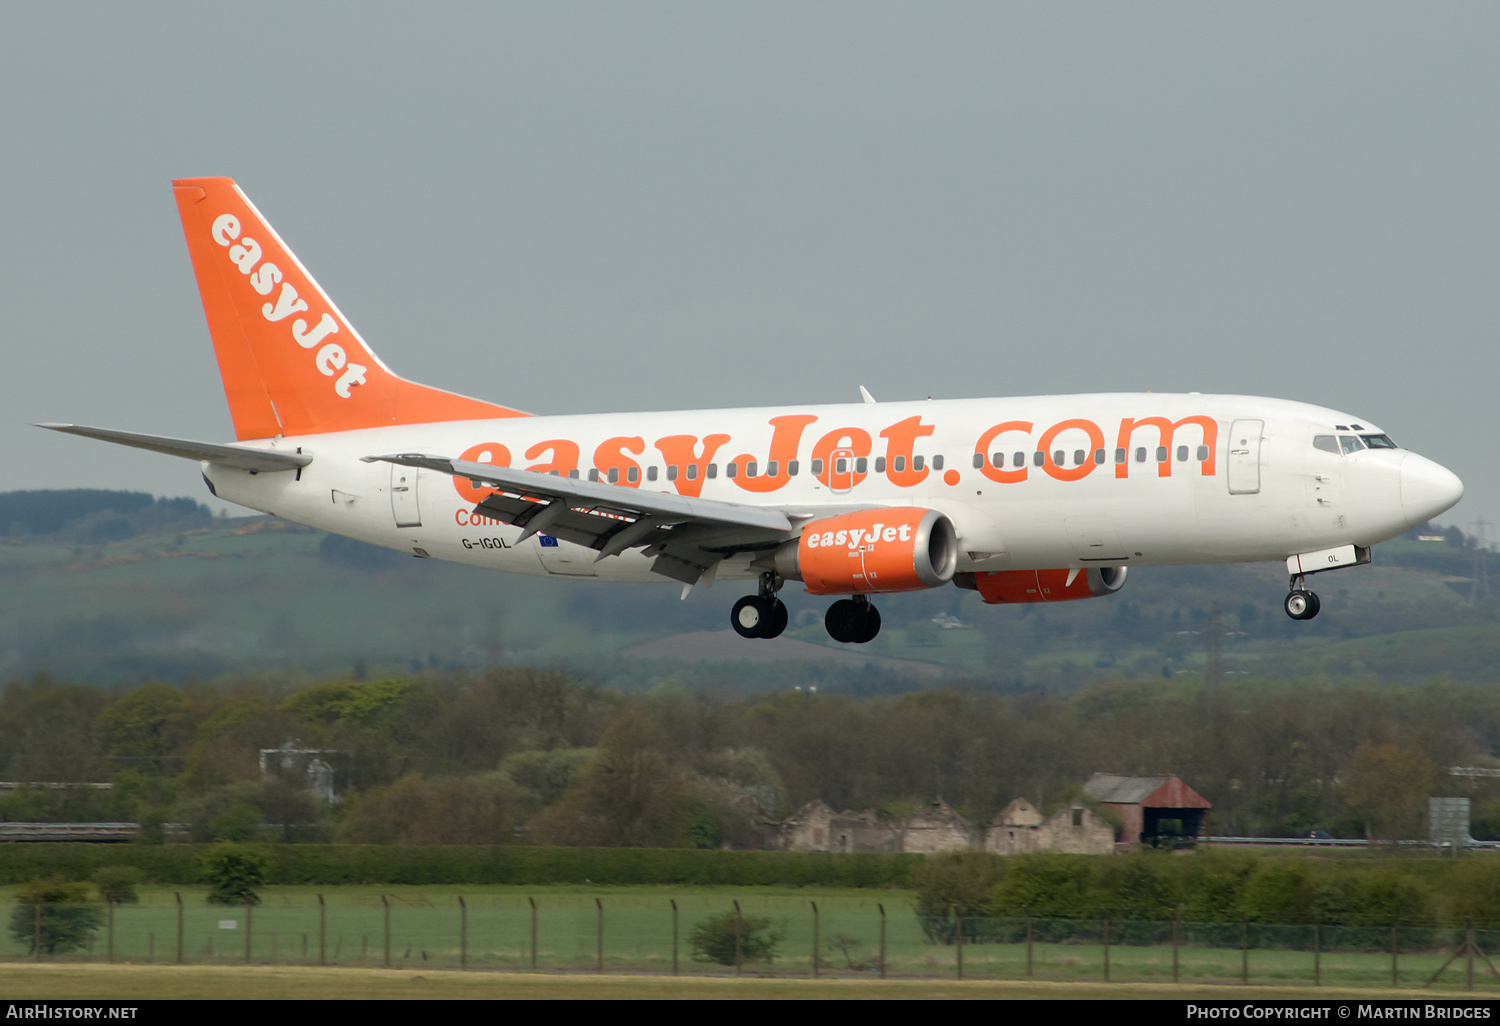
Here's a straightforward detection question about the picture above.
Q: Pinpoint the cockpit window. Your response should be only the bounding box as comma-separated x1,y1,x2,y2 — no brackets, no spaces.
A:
1338,435,1366,455
1313,435,1340,454
1361,433,1398,449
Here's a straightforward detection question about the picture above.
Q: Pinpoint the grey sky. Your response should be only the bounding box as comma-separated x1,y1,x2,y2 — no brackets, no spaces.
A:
3,4,1495,532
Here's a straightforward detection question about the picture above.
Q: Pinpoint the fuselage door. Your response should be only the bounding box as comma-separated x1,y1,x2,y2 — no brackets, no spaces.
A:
390,465,422,527
1226,419,1264,495
830,449,854,494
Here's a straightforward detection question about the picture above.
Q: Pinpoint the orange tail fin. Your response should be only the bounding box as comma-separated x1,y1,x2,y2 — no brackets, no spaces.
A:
173,177,526,440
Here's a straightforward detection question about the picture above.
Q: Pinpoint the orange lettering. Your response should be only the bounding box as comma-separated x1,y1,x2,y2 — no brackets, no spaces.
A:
879,416,936,487
729,415,818,493
452,442,512,503
524,439,580,477
1114,416,1218,478
593,436,645,488
810,428,873,488
1038,419,1104,482
973,421,1032,484
654,433,730,498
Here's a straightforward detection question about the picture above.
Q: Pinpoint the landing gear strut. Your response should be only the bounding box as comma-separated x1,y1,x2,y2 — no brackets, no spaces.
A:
731,572,788,639
1284,575,1321,621
825,595,881,644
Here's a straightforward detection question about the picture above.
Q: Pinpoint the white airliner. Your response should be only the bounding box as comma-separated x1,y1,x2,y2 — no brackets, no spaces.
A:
43,178,1464,642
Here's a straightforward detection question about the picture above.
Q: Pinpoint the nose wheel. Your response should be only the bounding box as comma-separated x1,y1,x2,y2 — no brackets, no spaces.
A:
1284,578,1321,621
825,595,881,644
730,573,789,639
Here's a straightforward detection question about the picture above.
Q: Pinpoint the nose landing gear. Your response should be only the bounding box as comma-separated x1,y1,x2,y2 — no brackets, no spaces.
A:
825,595,881,644
1284,575,1321,620
730,573,789,639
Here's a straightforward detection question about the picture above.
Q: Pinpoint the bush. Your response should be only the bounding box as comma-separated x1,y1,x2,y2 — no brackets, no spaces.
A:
92,865,143,904
911,851,1005,944
7,878,104,954
690,909,784,965
203,843,267,905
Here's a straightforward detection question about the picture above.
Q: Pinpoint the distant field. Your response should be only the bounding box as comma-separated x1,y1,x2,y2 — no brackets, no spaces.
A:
0,964,1476,1001
2,885,1495,994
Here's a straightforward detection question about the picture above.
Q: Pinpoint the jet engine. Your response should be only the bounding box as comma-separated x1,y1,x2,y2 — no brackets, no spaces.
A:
769,507,959,594
955,566,1128,604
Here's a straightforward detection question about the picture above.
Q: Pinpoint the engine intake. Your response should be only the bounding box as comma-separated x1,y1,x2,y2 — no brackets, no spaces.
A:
772,507,959,594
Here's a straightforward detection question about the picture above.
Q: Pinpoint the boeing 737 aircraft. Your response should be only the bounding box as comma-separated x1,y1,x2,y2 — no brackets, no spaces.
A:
42,178,1465,642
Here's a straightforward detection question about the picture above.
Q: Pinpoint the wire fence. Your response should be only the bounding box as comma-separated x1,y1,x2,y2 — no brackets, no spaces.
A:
5,896,1500,990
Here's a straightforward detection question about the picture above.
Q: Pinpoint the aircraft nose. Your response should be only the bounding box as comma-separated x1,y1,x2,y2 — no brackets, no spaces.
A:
1401,453,1465,525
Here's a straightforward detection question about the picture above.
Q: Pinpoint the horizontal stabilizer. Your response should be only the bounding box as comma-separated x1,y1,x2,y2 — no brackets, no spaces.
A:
38,424,311,473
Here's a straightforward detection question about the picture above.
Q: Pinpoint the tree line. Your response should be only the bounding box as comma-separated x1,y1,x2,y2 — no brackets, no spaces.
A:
0,667,1497,847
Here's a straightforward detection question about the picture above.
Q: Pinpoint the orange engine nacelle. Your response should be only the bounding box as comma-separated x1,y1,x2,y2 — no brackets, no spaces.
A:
957,566,1128,604
771,507,959,595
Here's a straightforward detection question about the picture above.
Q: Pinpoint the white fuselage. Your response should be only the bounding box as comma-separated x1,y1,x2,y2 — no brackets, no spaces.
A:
201,392,1460,589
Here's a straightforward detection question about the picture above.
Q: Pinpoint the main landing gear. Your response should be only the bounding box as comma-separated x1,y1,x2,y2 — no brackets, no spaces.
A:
731,572,789,639
1284,575,1321,621
825,595,881,644
728,576,883,644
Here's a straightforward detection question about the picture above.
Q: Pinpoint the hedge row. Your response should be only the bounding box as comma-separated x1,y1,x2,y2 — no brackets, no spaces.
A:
0,845,922,889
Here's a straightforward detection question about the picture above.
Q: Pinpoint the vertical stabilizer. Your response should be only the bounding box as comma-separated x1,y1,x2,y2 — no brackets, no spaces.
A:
173,177,526,440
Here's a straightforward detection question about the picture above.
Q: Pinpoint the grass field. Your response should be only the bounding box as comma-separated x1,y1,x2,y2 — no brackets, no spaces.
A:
0,964,1474,1001
3,886,1497,993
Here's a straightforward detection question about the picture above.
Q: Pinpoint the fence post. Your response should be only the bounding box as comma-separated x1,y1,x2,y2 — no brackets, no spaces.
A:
956,908,964,980
1103,912,1110,983
318,894,325,966
1172,909,1179,984
1313,919,1320,987
811,901,819,978
670,899,678,976
1392,922,1398,988
175,892,183,965
107,899,114,963
459,896,467,971
1025,904,1033,978
1241,913,1248,985
245,899,253,964
1467,917,1475,991
733,900,743,977
382,894,390,968
879,903,887,980
596,898,603,973
529,897,537,971
32,896,39,962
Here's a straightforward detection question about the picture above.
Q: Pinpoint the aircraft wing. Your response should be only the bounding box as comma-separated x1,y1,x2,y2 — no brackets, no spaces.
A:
38,423,312,473
366,452,798,584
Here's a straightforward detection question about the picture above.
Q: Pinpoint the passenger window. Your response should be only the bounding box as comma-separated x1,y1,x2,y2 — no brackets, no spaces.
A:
1073,450,1085,466
1155,447,1167,463
647,466,658,482
569,469,580,479
1033,451,1045,467
746,461,758,478
588,469,600,482
666,465,678,481
608,468,620,484
811,459,824,475
1094,449,1106,465
726,463,737,479
912,455,924,471
855,457,867,474
932,455,944,471
975,453,986,469
835,458,848,474
686,464,698,481
1176,445,1188,462
875,457,887,473
626,466,638,483
1013,452,1024,467
706,464,717,478
766,460,779,478
1052,450,1064,466
1114,448,1126,464
1196,445,1209,462
1135,447,1147,463
788,460,799,476
894,456,906,472
1339,435,1365,455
